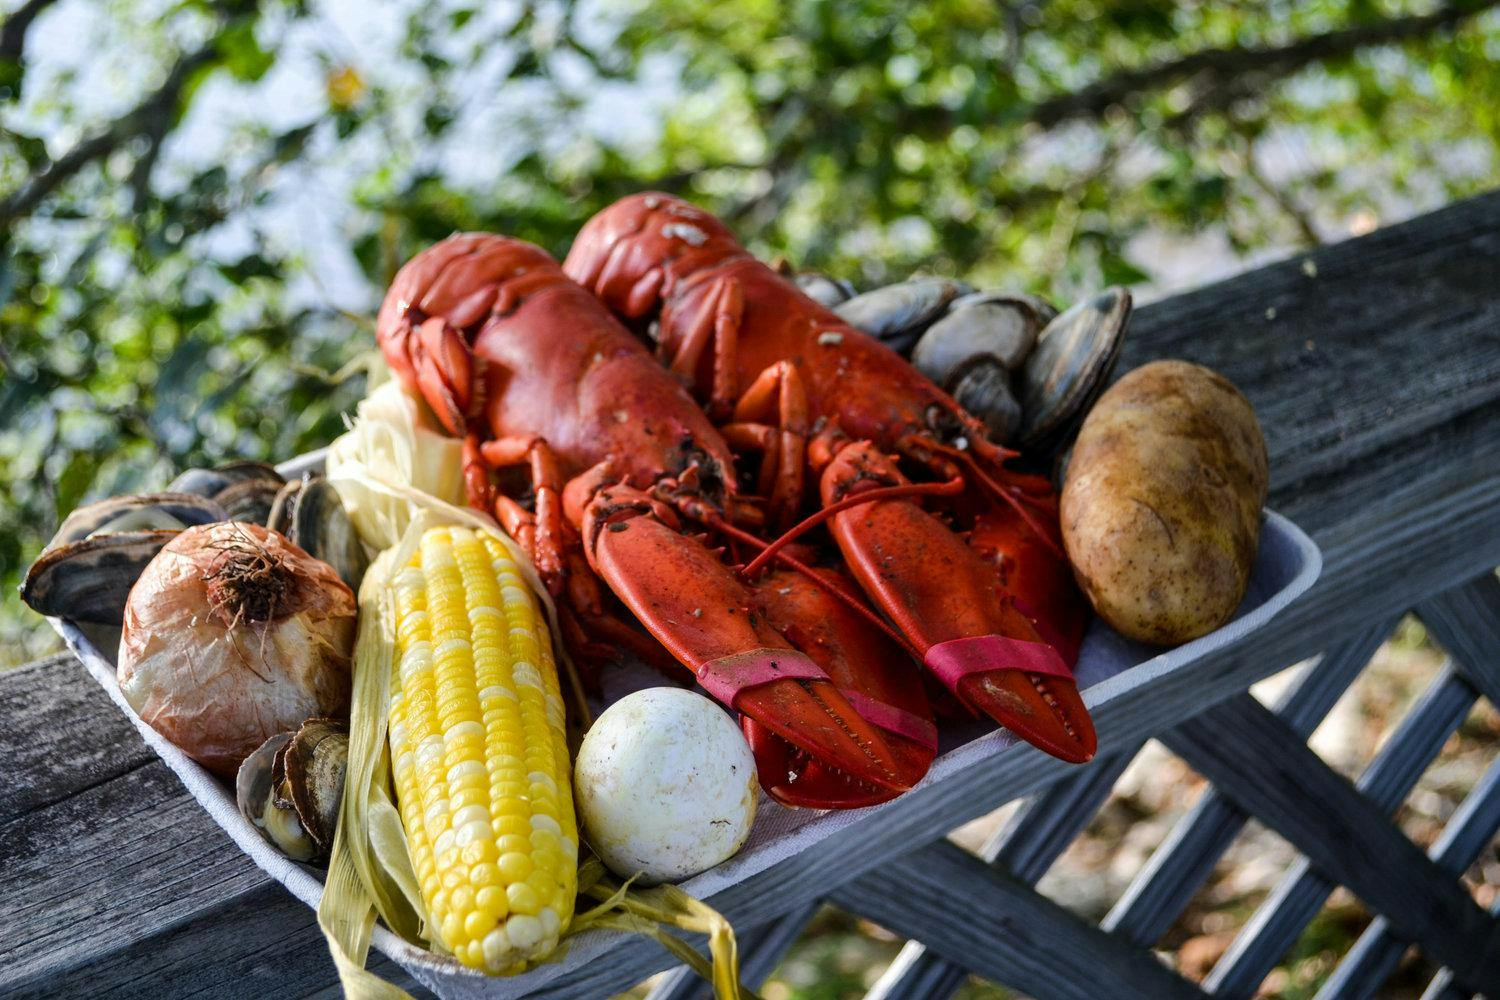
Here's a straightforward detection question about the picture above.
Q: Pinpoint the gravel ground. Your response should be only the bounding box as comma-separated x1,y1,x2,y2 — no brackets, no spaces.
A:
630,615,1499,999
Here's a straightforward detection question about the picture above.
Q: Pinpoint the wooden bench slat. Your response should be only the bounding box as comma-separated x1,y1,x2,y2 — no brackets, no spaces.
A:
1315,759,1500,1000
1197,665,1477,998
1102,620,1394,945
1417,573,1500,706
1163,686,1500,996
831,840,1206,1000
866,748,1141,1000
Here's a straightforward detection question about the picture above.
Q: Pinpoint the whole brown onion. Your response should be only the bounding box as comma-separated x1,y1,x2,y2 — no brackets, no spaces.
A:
119,521,357,777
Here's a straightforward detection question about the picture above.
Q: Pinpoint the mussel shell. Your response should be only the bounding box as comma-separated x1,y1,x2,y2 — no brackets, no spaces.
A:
49,492,227,547
216,478,282,525
951,360,1024,444
21,530,180,623
835,277,973,354
275,718,349,854
271,477,368,591
1017,286,1132,453
911,299,1042,389
794,271,856,308
167,461,284,499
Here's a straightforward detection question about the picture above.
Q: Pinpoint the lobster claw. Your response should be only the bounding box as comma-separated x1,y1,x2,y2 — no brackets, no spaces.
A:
745,569,936,808
822,442,1096,764
579,482,911,795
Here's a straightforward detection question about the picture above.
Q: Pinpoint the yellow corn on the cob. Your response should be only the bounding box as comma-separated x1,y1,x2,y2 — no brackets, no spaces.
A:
387,525,577,974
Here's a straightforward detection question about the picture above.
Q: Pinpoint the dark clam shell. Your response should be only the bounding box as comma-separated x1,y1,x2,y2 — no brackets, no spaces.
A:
235,719,349,863
20,530,181,624
271,476,368,591
277,718,349,854
793,271,856,308
1017,286,1132,454
49,492,227,547
951,360,1024,444
167,461,284,499
911,297,1044,388
835,277,973,353
951,290,1059,326
216,478,282,525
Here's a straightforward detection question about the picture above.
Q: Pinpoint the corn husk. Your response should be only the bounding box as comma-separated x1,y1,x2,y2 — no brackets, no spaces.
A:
316,384,751,1000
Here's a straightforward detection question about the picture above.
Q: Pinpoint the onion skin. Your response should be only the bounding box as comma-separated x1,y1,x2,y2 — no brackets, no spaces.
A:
118,522,356,777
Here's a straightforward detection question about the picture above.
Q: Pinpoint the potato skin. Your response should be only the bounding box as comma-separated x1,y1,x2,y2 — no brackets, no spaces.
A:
1061,360,1269,645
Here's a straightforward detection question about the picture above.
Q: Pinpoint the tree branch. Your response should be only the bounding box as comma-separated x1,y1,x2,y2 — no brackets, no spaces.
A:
0,42,218,225
0,0,62,67
1027,0,1499,128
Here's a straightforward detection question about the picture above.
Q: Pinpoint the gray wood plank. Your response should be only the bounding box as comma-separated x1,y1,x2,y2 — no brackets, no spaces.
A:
6,191,1500,998
831,840,1206,1000
1315,760,1500,1000
867,748,1141,1000
1416,572,1500,704
1162,692,1500,994
1103,619,1395,945
1198,665,1477,998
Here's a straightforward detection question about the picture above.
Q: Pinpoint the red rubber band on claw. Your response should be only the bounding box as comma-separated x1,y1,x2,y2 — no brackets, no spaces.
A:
696,648,828,709
925,634,1075,703
841,689,939,751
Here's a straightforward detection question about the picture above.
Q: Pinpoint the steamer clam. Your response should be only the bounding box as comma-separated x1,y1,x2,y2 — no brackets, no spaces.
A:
20,492,228,623
235,718,350,863
169,461,286,524
838,277,1132,453
267,475,369,591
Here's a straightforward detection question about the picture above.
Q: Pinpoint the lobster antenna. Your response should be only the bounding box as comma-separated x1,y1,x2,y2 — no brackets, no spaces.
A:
740,478,966,580
943,446,1065,560
717,519,923,659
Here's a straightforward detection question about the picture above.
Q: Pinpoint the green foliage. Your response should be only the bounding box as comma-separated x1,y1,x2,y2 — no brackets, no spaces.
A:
2,0,1497,665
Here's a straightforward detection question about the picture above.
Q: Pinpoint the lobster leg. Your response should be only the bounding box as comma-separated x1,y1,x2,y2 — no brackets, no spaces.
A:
480,435,568,589
725,359,810,531
745,568,935,808
819,442,1096,764
663,274,744,421
578,479,910,794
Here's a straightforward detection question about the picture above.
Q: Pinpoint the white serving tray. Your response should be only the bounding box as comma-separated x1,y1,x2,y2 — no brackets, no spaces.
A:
49,452,1321,998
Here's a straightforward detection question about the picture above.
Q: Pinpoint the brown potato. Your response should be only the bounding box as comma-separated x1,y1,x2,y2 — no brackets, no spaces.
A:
1060,360,1268,645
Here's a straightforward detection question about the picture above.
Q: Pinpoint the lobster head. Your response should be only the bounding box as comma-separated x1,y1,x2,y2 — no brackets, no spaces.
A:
563,192,746,327
377,233,561,437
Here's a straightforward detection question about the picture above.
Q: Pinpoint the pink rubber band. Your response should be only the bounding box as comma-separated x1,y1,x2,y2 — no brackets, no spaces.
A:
696,648,827,708
925,634,1075,700
841,688,939,751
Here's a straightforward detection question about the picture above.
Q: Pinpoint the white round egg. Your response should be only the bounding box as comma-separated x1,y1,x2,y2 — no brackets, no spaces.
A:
574,687,758,884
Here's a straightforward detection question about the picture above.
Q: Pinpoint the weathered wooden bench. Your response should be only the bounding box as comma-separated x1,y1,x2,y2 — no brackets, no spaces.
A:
3,191,1498,1000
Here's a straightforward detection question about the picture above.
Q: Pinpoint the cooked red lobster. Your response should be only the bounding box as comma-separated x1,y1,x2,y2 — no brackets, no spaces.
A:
375,233,936,805
566,193,1096,763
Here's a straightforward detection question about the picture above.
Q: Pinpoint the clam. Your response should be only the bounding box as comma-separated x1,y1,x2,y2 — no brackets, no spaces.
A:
835,277,973,353
950,360,1024,444
950,290,1059,326
167,461,284,500
1016,286,1132,454
911,295,1047,388
236,718,349,864
216,477,283,525
268,476,369,591
794,271,856,308
22,531,182,624
20,493,229,624
50,492,228,546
